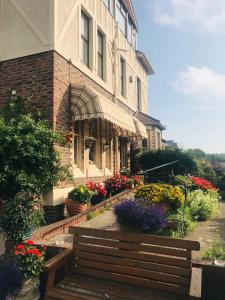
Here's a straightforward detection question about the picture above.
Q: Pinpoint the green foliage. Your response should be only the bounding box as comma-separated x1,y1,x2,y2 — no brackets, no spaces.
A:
202,240,225,261
0,192,44,244
135,183,185,210
187,189,220,221
0,96,68,199
68,185,94,204
167,206,196,238
195,159,217,185
139,148,198,179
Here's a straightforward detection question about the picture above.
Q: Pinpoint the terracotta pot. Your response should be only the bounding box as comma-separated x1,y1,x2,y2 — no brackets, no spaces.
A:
65,198,89,217
7,278,40,300
167,220,178,230
157,200,171,214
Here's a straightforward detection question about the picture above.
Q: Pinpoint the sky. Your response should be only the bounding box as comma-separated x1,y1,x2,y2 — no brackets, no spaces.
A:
132,0,225,153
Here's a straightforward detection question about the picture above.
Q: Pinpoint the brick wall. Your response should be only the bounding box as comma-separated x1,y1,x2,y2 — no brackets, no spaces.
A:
0,52,54,124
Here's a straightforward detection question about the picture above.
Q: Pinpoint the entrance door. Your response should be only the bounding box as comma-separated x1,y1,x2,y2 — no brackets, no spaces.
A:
120,137,128,170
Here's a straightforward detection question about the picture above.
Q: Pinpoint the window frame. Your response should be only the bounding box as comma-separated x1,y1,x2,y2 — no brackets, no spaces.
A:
81,11,90,67
97,30,104,80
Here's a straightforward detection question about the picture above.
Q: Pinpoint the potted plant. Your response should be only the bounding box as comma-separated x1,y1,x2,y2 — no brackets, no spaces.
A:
0,192,44,251
0,254,23,300
65,185,93,217
14,240,46,299
104,174,129,196
86,182,107,205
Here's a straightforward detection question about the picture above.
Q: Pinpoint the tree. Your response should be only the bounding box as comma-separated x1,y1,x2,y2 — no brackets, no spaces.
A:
139,148,198,181
0,96,68,199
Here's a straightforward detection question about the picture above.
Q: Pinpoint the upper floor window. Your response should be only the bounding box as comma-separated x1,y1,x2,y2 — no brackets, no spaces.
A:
81,11,90,67
103,0,114,16
137,77,141,110
120,57,126,97
97,30,104,79
116,0,127,36
127,17,132,44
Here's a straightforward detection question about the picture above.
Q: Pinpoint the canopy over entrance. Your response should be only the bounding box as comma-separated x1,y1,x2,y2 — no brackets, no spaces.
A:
71,84,147,138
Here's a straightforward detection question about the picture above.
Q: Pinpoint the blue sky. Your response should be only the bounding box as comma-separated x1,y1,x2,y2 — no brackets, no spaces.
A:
132,0,225,153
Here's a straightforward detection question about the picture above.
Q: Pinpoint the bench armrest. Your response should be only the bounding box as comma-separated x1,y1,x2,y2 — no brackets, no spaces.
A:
43,249,74,272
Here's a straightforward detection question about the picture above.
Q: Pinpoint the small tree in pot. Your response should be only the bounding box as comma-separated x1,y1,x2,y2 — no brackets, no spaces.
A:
65,185,93,217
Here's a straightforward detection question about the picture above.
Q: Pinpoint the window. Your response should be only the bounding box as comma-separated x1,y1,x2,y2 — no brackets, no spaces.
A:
116,0,127,36
74,121,82,166
127,17,132,44
81,11,89,67
103,0,114,16
137,77,141,110
89,119,97,164
120,57,126,97
97,30,104,79
132,28,136,49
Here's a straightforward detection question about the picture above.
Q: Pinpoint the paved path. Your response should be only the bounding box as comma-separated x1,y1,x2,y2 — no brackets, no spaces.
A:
51,203,225,261
186,202,225,260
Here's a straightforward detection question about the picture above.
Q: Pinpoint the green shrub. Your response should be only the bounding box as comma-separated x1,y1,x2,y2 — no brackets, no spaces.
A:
167,206,196,238
187,189,219,221
202,240,225,261
0,192,44,244
0,96,69,199
68,185,93,204
135,183,184,210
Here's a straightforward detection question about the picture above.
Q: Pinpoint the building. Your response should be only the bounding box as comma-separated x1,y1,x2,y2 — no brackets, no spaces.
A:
136,112,166,150
165,140,178,149
0,0,164,221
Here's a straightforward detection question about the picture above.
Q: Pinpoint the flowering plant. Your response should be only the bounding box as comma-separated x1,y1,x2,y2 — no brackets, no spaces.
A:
104,174,129,195
68,185,94,204
86,182,107,205
15,240,46,278
0,191,44,244
131,175,143,186
114,199,167,232
189,176,216,191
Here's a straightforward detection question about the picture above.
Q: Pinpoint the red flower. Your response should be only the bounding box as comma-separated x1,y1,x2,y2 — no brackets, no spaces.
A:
16,244,25,250
15,250,19,255
26,240,34,245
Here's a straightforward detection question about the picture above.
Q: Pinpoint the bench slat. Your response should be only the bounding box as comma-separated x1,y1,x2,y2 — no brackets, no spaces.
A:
74,236,191,259
70,227,200,251
76,243,192,268
77,251,192,277
77,258,190,286
74,267,190,295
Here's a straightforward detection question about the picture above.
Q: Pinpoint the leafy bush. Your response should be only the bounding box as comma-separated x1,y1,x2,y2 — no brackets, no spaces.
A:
138,148,198,180
68,185,93,204
0,96,68,199
202,240,225,261
135,183,184,210
0,192,44,244
167,206,196,238
0,255,23,300
15,240,46,278
187,189,219,221
114,199,167,232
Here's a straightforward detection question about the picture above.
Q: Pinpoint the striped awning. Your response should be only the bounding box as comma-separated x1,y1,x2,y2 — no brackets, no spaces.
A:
71,84,136,134
133,117,148,139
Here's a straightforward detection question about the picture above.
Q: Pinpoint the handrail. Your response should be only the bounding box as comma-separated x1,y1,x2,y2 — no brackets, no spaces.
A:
138,160,179,174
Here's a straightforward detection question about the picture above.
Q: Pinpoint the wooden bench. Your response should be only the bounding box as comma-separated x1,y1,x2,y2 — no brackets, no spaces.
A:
44,227,200,300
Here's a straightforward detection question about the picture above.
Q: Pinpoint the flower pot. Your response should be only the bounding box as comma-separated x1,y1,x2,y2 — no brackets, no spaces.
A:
7,278,40,300
65,198,89,217
157,200,171,214
167,220,178,230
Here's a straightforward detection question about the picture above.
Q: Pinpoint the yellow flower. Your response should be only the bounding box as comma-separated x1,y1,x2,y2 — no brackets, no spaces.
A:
80,187,84,193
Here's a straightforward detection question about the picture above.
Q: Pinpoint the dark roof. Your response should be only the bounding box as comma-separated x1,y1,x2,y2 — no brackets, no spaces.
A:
136,111,166,131
136,51,154,75
121,0,138,30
